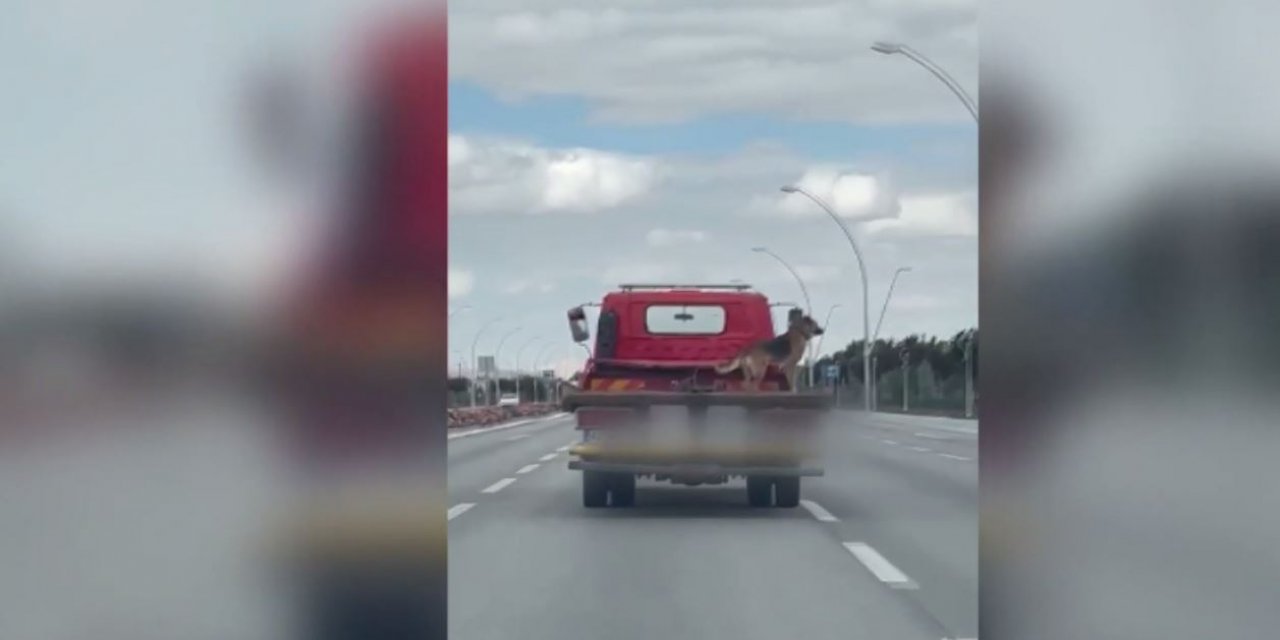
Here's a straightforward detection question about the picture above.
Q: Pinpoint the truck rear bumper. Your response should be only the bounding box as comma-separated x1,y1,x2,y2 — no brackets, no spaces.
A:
563,390,834,411
568,459,824,477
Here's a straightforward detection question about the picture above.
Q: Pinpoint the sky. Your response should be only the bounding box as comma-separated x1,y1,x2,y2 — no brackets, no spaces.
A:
447,0,978,376
0,0,977,379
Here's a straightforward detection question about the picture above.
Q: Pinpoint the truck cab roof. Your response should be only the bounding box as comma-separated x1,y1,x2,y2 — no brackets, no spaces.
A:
593,284,777,364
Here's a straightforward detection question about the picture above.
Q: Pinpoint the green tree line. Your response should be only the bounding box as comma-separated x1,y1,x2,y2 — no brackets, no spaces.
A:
816,328,978,384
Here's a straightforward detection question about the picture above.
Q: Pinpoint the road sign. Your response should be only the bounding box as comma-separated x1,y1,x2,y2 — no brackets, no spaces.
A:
477,356,497,378
826,364,839,379
541,369,556,378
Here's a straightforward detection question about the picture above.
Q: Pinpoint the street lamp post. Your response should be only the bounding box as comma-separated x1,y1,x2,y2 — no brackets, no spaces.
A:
753,246,816,387
469,317,503,408
870,266,912,410
900,349,910,412
870,42,977,123
963,329,976,418
514,337,543,404
448,305,471,318
532,343,557,403
813,303,842,386
781,185,873,412
492,327,522,404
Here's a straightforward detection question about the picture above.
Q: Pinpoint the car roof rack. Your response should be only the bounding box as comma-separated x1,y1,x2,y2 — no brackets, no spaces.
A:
618,283,754,291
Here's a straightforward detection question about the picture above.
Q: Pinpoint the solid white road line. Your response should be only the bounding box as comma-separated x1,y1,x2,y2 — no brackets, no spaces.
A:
447,412,570,441
842,542,917,589
909,446,933,452
516,464,539,475
799,499,839,522
938,453,973,461
481,478,517,494
539,453,558,462
448,503,475,520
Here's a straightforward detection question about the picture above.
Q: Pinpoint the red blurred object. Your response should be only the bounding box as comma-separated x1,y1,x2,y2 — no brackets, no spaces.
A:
273,10,447,464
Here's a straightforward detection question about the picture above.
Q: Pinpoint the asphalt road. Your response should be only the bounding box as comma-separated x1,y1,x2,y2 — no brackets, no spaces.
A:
448,410,978,640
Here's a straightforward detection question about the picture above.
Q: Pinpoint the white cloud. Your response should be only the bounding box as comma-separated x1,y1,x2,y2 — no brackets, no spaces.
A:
864,190,976,237
599,262,683,284
450,1,976,124
448,141,976,357
646,228,707,247
793,264,843,283
449,134,657,215
777,168,902,221
448,267,475,299
502,279,557,295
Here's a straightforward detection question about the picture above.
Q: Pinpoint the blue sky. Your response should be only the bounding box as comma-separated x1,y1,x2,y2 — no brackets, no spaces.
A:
449,80,973,164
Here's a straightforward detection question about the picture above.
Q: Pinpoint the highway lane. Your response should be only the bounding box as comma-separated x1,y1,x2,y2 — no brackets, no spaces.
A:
447,411,977,640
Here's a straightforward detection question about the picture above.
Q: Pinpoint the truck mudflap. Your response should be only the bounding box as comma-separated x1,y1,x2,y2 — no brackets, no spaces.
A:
561,390,835,411
568,459,824,477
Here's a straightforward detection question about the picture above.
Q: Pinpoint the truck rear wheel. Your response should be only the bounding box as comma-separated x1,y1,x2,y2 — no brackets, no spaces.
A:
746,476,772,507
609,473,636,507
774,477,801,508
583,471,608,508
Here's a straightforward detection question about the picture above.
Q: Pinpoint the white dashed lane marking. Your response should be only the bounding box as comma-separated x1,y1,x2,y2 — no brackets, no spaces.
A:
539,453,558,462
842,542,918,589
909,446,933,452
800,500,839,522
516,464,539,475
448,503,475,520
481,478,517,494
938,453,972,461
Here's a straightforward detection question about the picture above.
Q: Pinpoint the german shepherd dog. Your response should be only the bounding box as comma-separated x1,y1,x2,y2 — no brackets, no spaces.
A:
715,309,824,392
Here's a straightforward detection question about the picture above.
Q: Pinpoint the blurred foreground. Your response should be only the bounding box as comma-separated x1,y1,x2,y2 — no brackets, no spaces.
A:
982,1,1280,638
1,4,447,639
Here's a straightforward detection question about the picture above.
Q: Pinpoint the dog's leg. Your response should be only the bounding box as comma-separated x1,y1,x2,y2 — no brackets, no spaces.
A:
743,360,762,392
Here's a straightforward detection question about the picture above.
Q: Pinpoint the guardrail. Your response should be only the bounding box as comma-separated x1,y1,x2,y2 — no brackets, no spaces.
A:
447,403,558,430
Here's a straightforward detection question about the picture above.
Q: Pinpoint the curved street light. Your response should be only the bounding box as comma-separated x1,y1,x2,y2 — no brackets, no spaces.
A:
469,316,503,407
814,303,842,359
867,266,912,411
753,246,818,387
448,304,471,318
781,184,872,411
871,42,977,123
751,247,813,314
487,326,522,405
873,267,913,342
514,336,543,404
531,343,559,403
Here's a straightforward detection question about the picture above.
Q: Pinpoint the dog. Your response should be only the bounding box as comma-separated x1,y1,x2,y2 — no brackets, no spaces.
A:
715,309,824,392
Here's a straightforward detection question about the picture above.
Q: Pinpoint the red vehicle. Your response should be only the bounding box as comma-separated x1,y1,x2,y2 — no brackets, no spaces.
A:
562,283,832,508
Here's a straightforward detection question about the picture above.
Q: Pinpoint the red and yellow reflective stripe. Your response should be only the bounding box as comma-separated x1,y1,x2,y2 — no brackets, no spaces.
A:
587,378,646,391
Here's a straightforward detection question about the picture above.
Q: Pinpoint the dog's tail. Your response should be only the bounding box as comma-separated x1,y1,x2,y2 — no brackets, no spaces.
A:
714,355,743,375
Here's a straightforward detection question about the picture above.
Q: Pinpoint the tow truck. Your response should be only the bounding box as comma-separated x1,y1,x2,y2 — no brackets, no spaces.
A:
561,283,832,508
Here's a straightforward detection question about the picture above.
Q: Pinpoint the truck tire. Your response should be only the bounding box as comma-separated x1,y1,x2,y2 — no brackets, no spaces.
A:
746,476,772,507
583,471,608,508
774,477,801,508
609,473,636,507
